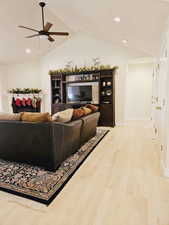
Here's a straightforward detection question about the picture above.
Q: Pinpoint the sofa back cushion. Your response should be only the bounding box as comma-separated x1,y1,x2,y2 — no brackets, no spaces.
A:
86,104,99,112
72,108,85,120
0,113,21,121
21,112,51,123
52,108,73,123
81,107,92,116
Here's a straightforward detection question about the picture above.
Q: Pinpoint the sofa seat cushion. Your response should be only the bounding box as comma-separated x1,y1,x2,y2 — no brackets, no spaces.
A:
0,113,21,121
21,112,51,123
52,108,73,123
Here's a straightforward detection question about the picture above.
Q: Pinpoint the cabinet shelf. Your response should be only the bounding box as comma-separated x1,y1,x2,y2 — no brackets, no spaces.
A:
52,87,60,89
62,80,99,84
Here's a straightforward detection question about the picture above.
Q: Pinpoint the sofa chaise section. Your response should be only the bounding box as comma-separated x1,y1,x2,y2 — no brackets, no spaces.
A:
0,120,82,171
0,112,100,171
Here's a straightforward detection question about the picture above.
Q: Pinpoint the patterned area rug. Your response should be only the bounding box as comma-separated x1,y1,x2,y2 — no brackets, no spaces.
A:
0,128,109,205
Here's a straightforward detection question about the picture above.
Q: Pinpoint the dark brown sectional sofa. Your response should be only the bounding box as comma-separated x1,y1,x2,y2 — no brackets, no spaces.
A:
0,112,100,171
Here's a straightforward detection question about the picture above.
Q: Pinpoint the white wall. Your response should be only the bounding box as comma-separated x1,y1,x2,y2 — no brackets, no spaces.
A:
5,60,41,112
6,60,41,89
40,33,145,124
2,33,147,124
0,66,7,112
125,63,153,120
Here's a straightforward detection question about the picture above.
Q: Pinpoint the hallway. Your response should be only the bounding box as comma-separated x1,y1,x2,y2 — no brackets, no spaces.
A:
0,122,169,225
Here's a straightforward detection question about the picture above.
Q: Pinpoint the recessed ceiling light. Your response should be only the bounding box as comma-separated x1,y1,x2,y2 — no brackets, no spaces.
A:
25,48,31,54
114,17,121,23
122,39,128,44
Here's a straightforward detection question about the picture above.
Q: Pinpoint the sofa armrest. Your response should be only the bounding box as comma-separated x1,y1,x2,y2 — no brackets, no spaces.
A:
80,112,100,146
51,120,82,169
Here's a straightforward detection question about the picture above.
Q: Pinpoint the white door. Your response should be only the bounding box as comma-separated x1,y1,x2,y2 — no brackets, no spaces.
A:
151,64,160,136
153,47,169,167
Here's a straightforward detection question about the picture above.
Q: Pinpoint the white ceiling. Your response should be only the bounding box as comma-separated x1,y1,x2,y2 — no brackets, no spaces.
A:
0,0,169,64
48,0,169,55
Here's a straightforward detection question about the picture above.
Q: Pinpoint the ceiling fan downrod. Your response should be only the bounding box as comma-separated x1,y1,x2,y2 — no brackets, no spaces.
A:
39,2,46,29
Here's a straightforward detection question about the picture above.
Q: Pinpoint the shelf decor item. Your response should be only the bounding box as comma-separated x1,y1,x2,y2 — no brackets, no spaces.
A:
8,88,42,113
92,57,101,67
8,88,42,94
49,65,118,76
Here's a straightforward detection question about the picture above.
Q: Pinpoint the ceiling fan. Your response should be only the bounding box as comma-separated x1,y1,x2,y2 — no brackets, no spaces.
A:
18,1,69,42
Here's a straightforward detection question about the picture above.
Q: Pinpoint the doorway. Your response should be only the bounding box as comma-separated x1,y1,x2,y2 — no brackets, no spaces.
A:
125,62,153,121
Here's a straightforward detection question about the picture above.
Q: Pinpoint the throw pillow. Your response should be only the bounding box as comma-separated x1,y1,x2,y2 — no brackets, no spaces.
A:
72,108,85,120
81,107,92,116
21,112,51,123
0,112,21,121
52,108,74,123
86,104,99,112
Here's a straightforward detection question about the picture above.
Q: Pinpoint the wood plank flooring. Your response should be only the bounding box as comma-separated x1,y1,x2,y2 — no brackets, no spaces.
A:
0,121,169,225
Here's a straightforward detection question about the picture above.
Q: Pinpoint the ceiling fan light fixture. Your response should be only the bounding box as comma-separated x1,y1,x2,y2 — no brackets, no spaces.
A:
39,34,48,39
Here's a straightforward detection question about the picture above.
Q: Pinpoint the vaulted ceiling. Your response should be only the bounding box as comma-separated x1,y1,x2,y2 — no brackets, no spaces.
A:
0,0,169,64
48,0,169,55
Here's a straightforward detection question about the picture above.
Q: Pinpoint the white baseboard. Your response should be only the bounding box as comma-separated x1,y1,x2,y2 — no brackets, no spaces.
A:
116,119,151,127
161,159,169,178
164,168,169,177
124,118,151,121
116,122,125,126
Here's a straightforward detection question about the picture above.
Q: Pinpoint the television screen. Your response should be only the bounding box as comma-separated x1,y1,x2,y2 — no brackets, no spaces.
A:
67,85,92,103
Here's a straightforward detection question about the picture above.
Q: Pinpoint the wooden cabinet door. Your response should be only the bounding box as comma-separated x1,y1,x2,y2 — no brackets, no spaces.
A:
99,104,115,127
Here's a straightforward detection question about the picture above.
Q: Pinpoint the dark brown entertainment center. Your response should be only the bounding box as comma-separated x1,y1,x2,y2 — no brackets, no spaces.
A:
50,68,116,127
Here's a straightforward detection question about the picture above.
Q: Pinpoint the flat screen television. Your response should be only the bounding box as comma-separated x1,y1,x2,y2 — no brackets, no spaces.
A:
67,85,92,103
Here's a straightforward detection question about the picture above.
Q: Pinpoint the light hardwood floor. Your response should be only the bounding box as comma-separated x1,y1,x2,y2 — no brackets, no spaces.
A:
1,121,169,225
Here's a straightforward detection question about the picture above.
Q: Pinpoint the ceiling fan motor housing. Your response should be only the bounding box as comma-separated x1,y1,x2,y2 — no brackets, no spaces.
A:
39,30,48,35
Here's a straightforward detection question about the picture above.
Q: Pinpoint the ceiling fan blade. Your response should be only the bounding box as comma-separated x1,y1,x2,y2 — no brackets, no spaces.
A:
48,36,55,42
44,22,53,32
26,34,40,38
49,32,69,36
18,26,39,32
